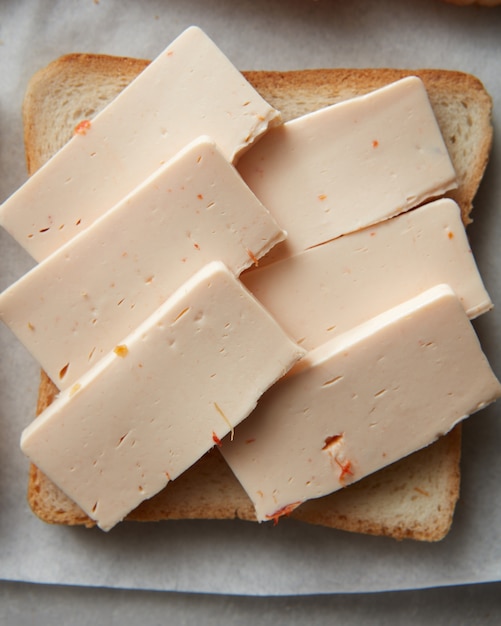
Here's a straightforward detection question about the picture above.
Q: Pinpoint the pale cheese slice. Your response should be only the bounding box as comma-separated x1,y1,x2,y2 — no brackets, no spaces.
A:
242,199,491,351
0,137,285,390
238,76,456,261
0,26,281,261
221,285,501,523
20,261,305,531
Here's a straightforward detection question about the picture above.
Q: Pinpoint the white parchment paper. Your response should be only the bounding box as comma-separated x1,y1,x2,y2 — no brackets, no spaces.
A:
0,0,500,595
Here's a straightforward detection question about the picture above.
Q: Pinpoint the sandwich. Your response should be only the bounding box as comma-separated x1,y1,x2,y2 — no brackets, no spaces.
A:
2,29,497,541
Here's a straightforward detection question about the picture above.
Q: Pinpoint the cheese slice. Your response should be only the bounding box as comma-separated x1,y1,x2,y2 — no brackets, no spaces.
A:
20,261,305,531
0,136,285,390
241,199,491,351
0,26,281,262
221,285,501,523
237,76,456,261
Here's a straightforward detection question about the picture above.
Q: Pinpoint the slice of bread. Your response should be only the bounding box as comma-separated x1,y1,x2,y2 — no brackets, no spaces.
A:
23,54,492,541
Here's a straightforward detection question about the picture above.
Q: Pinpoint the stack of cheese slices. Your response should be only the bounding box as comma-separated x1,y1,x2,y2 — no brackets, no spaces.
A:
1,26,499,539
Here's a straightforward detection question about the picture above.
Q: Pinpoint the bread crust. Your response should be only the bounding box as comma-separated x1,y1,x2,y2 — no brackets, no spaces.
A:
22,54,492,541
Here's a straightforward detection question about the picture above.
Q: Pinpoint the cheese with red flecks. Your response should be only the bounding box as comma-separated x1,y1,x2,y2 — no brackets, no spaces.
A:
238,76,456,262
20,262,305,531
0,136,285,390
221,285,501,523
242,198,491,351
0,26,281,262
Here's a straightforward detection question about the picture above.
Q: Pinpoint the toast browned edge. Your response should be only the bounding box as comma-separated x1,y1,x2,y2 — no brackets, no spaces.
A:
23,55,493,541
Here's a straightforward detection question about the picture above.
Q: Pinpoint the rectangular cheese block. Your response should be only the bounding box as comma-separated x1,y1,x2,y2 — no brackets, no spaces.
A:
237,76,456,261
0,136,285,390
20,261,305,531
221,285,501,523
241,198,491,351
0,26,281,262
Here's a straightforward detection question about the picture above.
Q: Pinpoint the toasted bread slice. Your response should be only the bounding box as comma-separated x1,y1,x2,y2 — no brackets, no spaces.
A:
23,54,492,541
